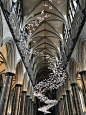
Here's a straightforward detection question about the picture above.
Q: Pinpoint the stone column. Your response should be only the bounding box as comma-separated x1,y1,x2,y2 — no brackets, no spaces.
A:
61,98,65,115
71,83,83,115
0,72,14,115
24,96,30,115
56,102,59,115
58,101,61,115
66,90,74,115
59,98,63,115
0,74,3,97
19,91,26,115
79,71,86,106
33,103,36,115
55,103,58,115
11,84,22,115
32,101,34,115
29,99,32,115
63,95,69,115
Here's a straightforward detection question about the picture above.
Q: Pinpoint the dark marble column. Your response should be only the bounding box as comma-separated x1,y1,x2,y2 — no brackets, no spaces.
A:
79,71,86,106
71,83,83,115
38,99,41,115
56,102,60,115
58,101,61,115
0,72,14,115
63,95,69,115
66,90,74,115
0,74,3,97
19,91,26,115
24,96,30,115
59,98,63,115
11,84,22,115
32,101,34,115
29,99,32,115
55,104,58,115
33,103,36,115
53,104,56,115
61,98,65,115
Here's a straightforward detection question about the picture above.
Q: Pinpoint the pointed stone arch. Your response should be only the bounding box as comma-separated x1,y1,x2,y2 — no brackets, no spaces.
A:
1,38,16,73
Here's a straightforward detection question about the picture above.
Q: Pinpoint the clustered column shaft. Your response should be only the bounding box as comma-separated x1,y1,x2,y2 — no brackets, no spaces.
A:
61,98,65,115
0,73,85,115
11,84,21,115
60,98,63,115
66,90,74,115
79,71,86,106
71,83,83,115
58,101,61,115
19,91,26,115
33,103,36,115
24,96,30,115
57,102,60,115
29,99,32,115
63,95,69,115
0,72,14,115
32,101,34,115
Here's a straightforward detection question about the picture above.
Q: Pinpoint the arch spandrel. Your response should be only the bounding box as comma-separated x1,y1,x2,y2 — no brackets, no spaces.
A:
32,87,34,102
22,72,29,92
0,44,7,66
26,80,31,96
15,47,22,69
0,51,6,84
69,59,78,84
71,42,78,65
1,41,17,73
30,86,33,100
78,38,86,71
65,76,71,91
15,61,24,85
57,86,62,100
81,42,86,70
1,8,13,41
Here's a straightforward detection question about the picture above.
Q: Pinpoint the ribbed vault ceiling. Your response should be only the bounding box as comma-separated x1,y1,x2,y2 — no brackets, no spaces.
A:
22,0,67,83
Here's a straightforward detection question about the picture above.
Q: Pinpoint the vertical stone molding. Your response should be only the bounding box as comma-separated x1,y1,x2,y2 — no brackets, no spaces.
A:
19,91,26,115
66,90,74,115
24,96,30,115
63,95,69,115
71,83,83,115
0,72,14,115
79,71,86,106
11,84,22,115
